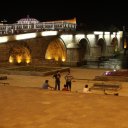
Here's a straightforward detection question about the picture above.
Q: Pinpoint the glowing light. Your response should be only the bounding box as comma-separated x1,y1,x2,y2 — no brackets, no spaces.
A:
111,34,115,39
117,31,123,36
54,56,58,61
104,32,110,35
26,60,30,64
41,31,58,36
0,36,8,43
9,56,13,63
75,34,85,38
124,39,127,49
15,33,37,40
47,56,51,59
99,35,103,38
16,56,22,63
113,69,116,72
116,34,120,39
104,71,110,76
87,34,95,39
60,34,73,39
113,32,116,35
104,35,109,38
26,57,31,64
62,58,65,62
94,31,103,35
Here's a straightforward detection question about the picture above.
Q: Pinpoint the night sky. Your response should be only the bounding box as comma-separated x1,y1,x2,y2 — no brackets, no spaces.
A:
0,1,128,30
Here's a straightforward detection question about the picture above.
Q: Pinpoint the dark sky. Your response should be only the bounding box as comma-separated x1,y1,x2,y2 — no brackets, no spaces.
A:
0,1,128,30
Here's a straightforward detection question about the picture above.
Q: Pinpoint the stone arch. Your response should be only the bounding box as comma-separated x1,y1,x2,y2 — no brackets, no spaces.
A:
45,38,66,62
9,44,31,64
111,37,118,46
111,37,118,52
97,38,106,56
78,38,90,62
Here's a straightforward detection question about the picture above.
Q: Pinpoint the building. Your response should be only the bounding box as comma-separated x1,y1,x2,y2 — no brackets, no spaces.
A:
0,16,76,35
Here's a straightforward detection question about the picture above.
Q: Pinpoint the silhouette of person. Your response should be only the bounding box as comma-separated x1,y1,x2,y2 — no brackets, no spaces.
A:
42,80,54,90
65,71,73,91
83,84,91,93
53,71,61,90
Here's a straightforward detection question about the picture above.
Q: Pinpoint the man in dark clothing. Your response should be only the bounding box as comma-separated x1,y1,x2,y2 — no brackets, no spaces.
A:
53,71,61,90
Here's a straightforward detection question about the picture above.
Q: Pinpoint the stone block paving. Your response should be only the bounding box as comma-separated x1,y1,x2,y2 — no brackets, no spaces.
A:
0,68,128,128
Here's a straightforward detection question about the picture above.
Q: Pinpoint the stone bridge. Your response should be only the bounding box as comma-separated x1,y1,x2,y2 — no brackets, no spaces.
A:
0,30,123,66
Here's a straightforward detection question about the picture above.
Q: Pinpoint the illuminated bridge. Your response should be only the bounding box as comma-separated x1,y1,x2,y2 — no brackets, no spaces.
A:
0,17,125,68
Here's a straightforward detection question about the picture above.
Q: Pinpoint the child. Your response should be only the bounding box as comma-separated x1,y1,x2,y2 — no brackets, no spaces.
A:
83,84,91,93
62,84,69,91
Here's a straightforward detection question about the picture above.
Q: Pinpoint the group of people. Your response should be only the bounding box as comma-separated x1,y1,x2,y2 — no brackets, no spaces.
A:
42,70,73,91
42,70,92,93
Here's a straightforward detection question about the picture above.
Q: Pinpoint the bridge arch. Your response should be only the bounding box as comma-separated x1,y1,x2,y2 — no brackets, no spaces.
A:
0,31,123,67
78,38,90,62
45,38,67,62
111,37,118,52
96,38,106,56
9,44,31,64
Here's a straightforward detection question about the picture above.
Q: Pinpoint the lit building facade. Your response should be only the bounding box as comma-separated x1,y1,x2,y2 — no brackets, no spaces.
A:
0,17,76,35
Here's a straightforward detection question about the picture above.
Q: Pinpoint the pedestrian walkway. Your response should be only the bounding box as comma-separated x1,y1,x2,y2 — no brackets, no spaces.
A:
0,68,128,128
0,67,128,96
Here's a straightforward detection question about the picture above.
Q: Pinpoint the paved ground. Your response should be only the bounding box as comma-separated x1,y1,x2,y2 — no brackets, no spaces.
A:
0,68,128,128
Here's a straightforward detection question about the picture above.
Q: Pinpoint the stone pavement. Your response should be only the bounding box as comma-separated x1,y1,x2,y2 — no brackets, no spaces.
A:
0,68,128,128
1,67,128,96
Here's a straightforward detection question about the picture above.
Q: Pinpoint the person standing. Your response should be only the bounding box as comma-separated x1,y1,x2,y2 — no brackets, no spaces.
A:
53,71,61,90
65,71,73,91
